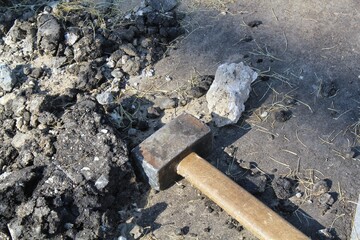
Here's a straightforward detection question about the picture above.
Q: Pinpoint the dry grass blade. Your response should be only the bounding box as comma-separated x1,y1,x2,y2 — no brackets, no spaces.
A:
249,43,284,62
269,156,290,168
296,129,308,148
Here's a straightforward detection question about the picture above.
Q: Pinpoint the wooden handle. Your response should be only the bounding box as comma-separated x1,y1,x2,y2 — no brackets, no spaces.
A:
177,152,309,240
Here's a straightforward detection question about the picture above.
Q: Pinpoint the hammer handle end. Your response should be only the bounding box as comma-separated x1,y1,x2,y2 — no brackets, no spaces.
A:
177,152,309,240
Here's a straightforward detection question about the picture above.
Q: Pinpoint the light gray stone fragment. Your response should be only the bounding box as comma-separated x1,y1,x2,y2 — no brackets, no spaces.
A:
206,62,257,127
95,174,109,190
0,64,16,92
96,92,114,105
11,132,32,149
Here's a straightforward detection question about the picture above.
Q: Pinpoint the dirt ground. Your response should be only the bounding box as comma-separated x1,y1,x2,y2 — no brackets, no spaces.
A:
137,1,360,239
1,0,360,239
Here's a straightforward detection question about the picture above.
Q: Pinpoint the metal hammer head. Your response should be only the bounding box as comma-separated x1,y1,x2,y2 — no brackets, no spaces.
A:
131,113,212,190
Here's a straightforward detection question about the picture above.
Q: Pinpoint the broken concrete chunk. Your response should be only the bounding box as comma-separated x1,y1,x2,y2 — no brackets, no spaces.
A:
96,91,114,105
37,13,62,55
0,64,17,92
206,62,258,127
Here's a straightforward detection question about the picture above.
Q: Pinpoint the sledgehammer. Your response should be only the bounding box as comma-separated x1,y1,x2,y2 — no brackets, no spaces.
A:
132,113,309,240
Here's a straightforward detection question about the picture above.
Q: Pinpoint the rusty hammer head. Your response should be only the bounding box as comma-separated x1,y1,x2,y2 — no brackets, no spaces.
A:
131,113,212,190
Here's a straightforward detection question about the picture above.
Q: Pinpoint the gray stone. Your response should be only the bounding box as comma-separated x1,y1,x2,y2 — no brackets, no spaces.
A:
11,96,26,116
313,179,330,196
246,174,267,193
65,29,80,46
148,0,178,12
117,28,135,42
206,62,257,127
94,174,109,190
107,50,125,68
128,128,137,136
120,43,138,57
37,13,62,55
73,35,104,62
96,91,114,105
272,177,294,199
140,38,152,48
38,112,58,126
11,132,32,149
0,92,16,105
122,59,140,75
111,68,124,79
26,95,45,114
0,64,16,92
318,193,335,207
7,218,23,240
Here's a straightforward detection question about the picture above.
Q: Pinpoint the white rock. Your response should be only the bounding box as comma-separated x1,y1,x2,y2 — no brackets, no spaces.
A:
100,129,108,134
64,32,79,46
7,219,23,240
95,174,109,190
206,62,258,127
0,64,16,92
96,91,114,105
260,111,268,118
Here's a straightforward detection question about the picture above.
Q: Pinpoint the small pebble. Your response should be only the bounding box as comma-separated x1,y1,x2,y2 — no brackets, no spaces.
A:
318,193,335,207
175,226,189,236
345,150,355,159
23,66,32,75
260,111,268,118
203,226,211,232
295,192,302,198
313,179,330,196
274,110,292,122
100,129,108,134
180,99,187,106
44,6,52,13
96,92,114,105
